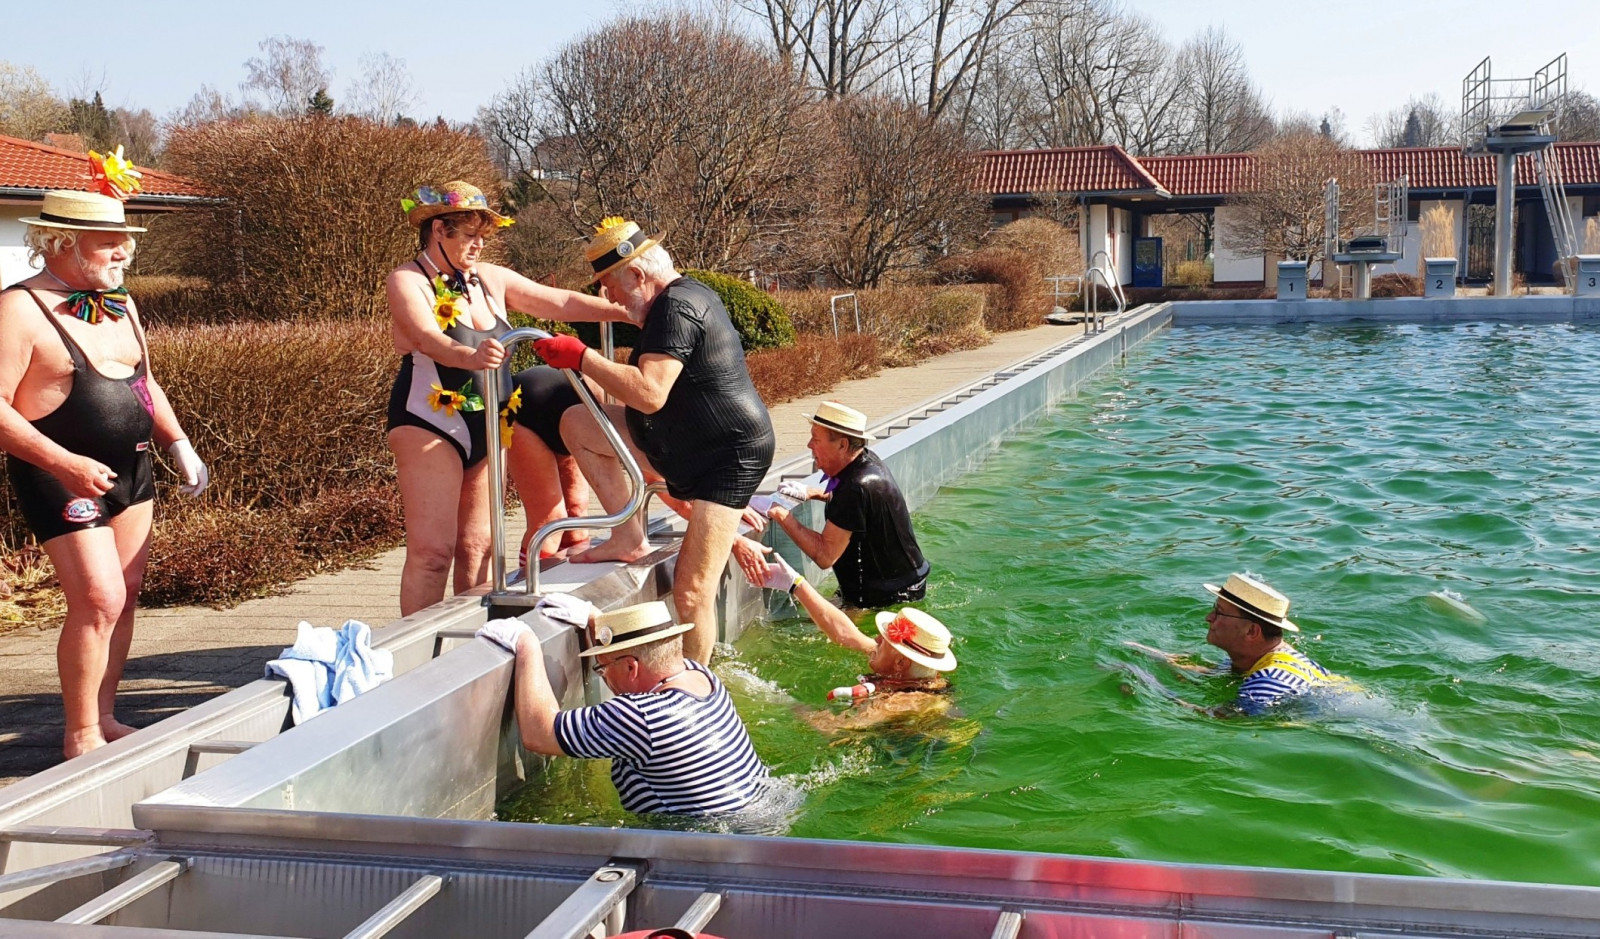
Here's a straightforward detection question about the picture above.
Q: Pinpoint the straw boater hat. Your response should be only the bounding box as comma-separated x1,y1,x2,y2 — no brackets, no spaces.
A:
20,190,146,233
1204,573,1299,632
579,601,695,657
873,607,958,672
403,181,509,228
809,401,875,443
585,216,664,284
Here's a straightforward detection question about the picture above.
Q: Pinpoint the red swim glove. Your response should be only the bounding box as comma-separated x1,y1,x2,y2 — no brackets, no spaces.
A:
534,334,589,371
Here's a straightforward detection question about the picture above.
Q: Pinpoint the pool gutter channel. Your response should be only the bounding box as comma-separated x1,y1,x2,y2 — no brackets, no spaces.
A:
13,300,1600,935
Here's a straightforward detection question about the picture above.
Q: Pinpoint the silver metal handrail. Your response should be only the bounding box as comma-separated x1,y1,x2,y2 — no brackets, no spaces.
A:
1083,266,1123,332
481,327,647,599
1089,249,1128,311
829,292,861,338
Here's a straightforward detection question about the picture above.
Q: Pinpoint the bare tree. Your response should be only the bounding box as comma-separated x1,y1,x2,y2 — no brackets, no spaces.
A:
1176,26,1272,154
894,0,1035,124
346,52,417,125
1022,0,1183,153
817,95,987,286
113,108,163,165
738,0,907,98
1366,92,1455,148
169,85,242,128
0,61,68,142
482,14,829,275
242,36,332,116
1222,130,1374,270
1560,90,1600,141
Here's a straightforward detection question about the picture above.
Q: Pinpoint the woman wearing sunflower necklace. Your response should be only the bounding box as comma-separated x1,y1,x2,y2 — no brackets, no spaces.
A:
385,181,623,616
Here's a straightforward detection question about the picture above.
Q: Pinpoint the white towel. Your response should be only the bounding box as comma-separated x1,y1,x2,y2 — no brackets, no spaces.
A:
264,620,394,725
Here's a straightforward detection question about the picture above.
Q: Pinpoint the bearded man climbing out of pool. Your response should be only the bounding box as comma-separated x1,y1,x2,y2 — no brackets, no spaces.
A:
744,549,958,731
533,218,775,665
0,186,209,759
1128,572,1349,715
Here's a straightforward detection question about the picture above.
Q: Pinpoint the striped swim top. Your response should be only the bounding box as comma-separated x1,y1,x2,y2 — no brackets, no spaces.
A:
1235,645,1349,714
553,659,769,816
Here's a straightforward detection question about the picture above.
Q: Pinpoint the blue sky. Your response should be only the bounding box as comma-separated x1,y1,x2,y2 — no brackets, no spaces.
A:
5,0,1597,144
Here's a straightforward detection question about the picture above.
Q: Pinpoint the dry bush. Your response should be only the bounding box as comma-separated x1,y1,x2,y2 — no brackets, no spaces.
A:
983,217,1081,277
1370,273,1421,298
1419,203,1457,260
934,249,1045,332
159,115,499,320
1222,130,1373,271
1173,259,1213,286
1586,218,1600,255
776,285,989,365
745,334,881,406
122,275,228,327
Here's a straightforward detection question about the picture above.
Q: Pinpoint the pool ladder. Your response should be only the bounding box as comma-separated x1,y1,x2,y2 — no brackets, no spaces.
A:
480,325,656,603
1084,249,1125,332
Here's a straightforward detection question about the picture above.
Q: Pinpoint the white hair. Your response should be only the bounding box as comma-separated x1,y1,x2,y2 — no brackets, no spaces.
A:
904,661,938,680
24,226,136,267
632,633,684,672
625,243,676,282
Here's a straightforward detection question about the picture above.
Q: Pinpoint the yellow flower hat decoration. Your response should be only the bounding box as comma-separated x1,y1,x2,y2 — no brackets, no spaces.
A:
88,145,143,201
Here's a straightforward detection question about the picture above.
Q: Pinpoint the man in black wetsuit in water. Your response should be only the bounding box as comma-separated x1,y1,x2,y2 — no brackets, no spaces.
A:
0,189,208,759
533,218,775,664
763,402,929,609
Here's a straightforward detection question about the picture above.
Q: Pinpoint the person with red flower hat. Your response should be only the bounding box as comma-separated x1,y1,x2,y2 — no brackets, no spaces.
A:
743,551,957,729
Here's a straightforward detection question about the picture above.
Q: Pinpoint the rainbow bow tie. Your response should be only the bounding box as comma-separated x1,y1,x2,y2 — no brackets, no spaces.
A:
64,287,130,325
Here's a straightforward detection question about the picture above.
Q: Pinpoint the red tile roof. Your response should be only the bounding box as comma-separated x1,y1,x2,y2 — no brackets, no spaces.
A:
979,141,1600,197
1141,153,1255,196
976,145,1167,195
0,134,210,201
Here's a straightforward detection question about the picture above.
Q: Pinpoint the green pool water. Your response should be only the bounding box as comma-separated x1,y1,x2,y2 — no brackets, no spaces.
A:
502,321,1600,885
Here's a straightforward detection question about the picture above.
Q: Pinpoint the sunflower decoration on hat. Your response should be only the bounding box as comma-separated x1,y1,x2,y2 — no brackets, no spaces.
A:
87,145,143,201
585,215,664,284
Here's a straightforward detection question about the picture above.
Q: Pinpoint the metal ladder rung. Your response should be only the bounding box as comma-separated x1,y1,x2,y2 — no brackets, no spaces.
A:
342,873,445,939
673,891,723,932
0,851,136,895
522,862,641,939
183,740,260,779
56,858,187,925
990,909,1023,939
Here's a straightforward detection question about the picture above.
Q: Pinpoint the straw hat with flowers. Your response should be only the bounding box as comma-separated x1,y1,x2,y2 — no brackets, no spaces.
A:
402,181,511,228
585,216,664,283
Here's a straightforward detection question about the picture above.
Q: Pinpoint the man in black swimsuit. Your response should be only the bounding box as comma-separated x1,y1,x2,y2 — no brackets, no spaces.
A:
765,402,929,608
0,189,208,759
534,218,775,663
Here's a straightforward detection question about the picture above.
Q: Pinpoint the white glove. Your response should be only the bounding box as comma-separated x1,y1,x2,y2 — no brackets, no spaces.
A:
777,480,810,502
477,618,533,653
535,593,596,628
167,439,209,496
760,553,802,593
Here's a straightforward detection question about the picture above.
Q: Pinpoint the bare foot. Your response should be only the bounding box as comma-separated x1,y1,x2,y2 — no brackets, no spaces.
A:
559,532,590,554
100,717,139,741
570,536,654,565
63,726,108,760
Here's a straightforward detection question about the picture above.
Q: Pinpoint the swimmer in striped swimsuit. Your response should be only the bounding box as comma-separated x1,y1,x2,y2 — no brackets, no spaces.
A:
1126,572,1349,716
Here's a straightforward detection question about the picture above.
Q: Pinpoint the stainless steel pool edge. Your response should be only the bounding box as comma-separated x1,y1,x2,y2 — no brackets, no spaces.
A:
1172,295,1600,325
0,593,494,905
118,804,1600,937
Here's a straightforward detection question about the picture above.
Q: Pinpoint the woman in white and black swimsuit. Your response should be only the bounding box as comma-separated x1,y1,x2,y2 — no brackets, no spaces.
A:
384,181,624,616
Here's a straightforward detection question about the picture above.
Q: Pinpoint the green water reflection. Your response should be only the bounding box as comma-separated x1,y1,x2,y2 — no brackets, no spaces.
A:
502,322,1600,885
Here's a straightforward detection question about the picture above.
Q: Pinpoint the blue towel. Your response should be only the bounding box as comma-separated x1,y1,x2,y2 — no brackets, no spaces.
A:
264,620,394,724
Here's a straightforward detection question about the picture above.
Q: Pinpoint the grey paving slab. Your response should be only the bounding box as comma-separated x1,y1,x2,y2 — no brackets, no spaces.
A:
0,324,1071,786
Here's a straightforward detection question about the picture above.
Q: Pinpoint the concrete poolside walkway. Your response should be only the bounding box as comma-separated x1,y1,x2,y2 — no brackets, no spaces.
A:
0,323,1080,785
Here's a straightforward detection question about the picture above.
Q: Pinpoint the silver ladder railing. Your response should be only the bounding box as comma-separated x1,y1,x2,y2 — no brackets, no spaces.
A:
1085,250,1125,332
1535,144,1579,285
481,326,648,603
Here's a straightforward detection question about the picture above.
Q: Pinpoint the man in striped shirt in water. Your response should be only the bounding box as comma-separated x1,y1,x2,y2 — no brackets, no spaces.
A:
478,601,767,816
1200,572,1348,714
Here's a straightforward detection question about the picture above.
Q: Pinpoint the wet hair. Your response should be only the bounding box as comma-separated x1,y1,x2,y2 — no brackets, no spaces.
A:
420,210,497,250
